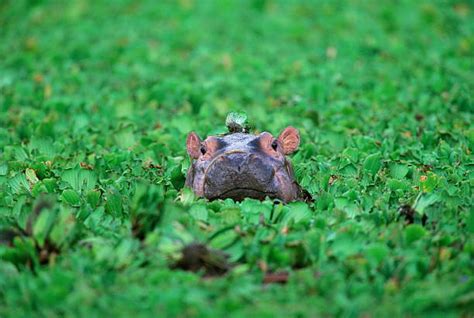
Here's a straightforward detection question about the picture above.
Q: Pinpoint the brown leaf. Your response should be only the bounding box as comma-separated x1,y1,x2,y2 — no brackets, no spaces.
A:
263,271,289,284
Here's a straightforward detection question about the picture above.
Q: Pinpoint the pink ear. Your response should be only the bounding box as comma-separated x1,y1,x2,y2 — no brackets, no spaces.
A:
186,132,201,159
278,126,300,155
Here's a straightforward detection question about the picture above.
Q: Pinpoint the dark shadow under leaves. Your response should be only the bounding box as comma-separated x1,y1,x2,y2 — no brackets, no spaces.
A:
172,243,230,277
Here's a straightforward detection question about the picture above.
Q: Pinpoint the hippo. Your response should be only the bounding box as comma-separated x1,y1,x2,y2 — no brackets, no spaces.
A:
185,123,310,202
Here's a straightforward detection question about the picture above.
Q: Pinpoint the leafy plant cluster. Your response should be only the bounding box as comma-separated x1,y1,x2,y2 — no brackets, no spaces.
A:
0,0,473,316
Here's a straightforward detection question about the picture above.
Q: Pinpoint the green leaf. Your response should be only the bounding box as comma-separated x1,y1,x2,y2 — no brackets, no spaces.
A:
114,125,136,149
49,207,77,247
415,193,439,215
105,191,123,217
9,174,30,194
334,198,360,218
240,199,268,224
389,164,409,179
221,208,241,225
330,233,361,259
30,137,56,157
404,224,427,244
364,243,389,265
61,189,81,206
363,153,382,175
31,182,48,197
209,229,238,250
32,208,56,247
387,179,409,191
42,178,57,192
86,190,101,207
316,192,333,211
12,196,28,229
224,241,245,262
189,205,208,222
283,202,312,224
467,210,474,234
0,163,7,176
178,187,196,206
13,146,28,160
169,163,185,190
61,168,97,193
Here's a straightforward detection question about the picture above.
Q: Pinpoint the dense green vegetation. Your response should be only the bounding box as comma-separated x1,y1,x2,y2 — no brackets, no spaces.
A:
0,0,473,316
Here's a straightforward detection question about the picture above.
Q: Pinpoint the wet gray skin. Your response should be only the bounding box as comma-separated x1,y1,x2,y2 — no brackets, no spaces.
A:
185,127,310,202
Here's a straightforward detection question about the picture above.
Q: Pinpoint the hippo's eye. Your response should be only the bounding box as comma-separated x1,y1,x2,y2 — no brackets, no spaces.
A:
271,140,278,151
200,145,207,155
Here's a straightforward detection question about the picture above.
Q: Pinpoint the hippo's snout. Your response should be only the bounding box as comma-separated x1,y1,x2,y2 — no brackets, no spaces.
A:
203,152,277,201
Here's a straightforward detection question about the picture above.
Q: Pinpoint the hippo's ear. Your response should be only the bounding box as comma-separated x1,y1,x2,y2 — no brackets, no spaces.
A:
186,132,201,159
278,126,300,155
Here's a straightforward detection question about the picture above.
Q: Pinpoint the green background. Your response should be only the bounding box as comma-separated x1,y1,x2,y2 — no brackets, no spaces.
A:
0,0,473,317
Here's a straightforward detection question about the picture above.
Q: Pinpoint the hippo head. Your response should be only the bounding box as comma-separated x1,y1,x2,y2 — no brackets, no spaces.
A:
185,127,308,202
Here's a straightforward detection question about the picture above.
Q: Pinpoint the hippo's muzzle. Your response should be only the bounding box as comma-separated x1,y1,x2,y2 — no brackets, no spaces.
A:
203,151,278,201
